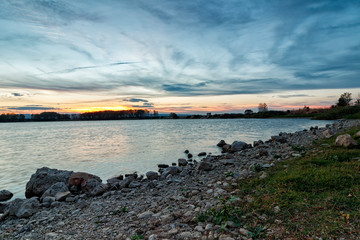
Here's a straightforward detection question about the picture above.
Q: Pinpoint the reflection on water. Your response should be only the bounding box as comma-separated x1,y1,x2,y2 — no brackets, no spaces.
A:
0,118,333,198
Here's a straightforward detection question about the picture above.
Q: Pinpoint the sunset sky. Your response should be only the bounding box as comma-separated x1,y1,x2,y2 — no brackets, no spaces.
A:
1,0,360,114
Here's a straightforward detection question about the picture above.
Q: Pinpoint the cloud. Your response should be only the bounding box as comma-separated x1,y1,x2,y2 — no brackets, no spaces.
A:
124,98,149,103
11,93,24,97
44,62,136,75
131,102,154,108
7,105,58,111
276,94,313,98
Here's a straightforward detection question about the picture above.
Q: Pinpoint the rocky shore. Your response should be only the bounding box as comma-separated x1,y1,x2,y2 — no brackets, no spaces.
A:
1,120,359,240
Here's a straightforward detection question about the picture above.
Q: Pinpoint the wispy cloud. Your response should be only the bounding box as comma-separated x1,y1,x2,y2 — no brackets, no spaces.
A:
6,105,58,111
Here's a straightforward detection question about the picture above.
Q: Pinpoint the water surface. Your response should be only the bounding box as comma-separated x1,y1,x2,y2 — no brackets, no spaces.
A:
0,118,333,198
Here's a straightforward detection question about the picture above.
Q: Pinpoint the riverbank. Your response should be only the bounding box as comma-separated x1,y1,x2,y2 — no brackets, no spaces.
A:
1,120,360,239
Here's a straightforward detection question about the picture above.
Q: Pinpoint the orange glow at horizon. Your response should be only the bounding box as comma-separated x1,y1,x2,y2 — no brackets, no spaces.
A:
69,106,130,113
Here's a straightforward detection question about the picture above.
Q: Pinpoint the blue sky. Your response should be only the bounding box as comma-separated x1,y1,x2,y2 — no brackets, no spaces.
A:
0,0,359,113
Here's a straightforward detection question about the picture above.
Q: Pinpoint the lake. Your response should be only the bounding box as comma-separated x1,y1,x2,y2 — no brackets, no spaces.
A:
0,118,333,199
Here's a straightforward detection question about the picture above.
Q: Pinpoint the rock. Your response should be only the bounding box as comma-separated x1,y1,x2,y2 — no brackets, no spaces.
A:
25,167,73,198
0,203,9,213
335,134,358,148
178,158,188,166
178,232,192,239
187,153,193,158
138,210,154,219
148,234,158,240
323,129,333,138
271,135,287,143
259,149,269,157
355,131,360,138
274,206,281,213
262,163,271,168
184,150,189,153
239,228,249,236
222,144,231,153
230,141,251,152
197,161,214,171
217,140,227,147
205,223,213,231
55,191,71,201
0,190,13,201
259,172,267,179
9,197,40,218
45,232,58,239
198,152,207,156
124,173,138,179
86,179,108,196
221,159,235,165
253,140,264,147
128,181,141,188
195,225,204,232
146,171,159,180
158,164,169,169
40,182,69,201
161,166,180,179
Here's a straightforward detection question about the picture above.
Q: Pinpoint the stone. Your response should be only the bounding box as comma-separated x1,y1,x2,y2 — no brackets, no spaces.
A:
259,172,267,179
25,167,73,198
198,152,207,156
178,158,188,166
274,205,281,213
138,210,154,219
217,140,227,147
146,171,159,180
253,140,264,147
158,164,169,169
86,180,108,196
195,225,204,232
271,135,287,143
197,161,214,171
148,234,158,240
128,181,141,188
221,159,235,165
239,228,249,236
205,223,213,231
0,190,13,201
9,197,40,218
221,144,231,153
262,163,271,168
161,166,180,179
55,191,71,201
230,141,251,152
40,182,69,201
323,129,333,138
335,134,358,148
178,232,192,239
184,150,189,153
355,131,360,138
187,153,193,158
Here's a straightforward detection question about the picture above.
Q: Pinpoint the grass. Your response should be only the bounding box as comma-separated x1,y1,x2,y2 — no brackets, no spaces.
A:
231,126,360,239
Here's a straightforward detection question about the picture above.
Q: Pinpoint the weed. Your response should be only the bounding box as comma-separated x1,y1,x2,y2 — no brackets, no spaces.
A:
247,225,267,239
130,234,144,240
197,197,242,229
291,145,306,152
112,206,128,215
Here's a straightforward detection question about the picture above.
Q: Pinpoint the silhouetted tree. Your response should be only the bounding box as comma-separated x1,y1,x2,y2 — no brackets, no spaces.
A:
258,103,268,112
337,92,352,107
169,112,179,119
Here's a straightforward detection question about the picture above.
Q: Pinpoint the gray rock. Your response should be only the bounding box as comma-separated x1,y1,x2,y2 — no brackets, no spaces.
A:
128,181,141,188
230,141,251,152
197,161,214,171
40,182,69,202
25,167,73,198
0,190,13,201
138,210,154,219
158,164,169,169
335,134,358,148
146,171,159,180
55,191,71,201
253,140,264,147
323,129,333,138
161,166,180,179
217,140,227,147
198,152,207,156
42,196,56,204
86,179,108,196
221,159,235,165
178,158,188,166
9,197,40,218
355,131,360,138
271,135,287,143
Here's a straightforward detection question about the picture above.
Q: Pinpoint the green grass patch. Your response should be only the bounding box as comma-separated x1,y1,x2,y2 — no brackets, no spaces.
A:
234,126,360,239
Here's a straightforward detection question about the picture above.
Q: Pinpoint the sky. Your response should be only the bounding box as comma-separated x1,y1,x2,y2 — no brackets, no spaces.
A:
0,0,360,114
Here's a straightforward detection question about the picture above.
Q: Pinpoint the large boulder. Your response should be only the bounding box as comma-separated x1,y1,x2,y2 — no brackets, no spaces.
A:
0,190,13,202
217,140,227,147
86,179,108,196
25,167,73,198
230,141,251,152
9,197,40,218
335,134,358,148
40,182,69,202
146,171,159,180
197,161,214,171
